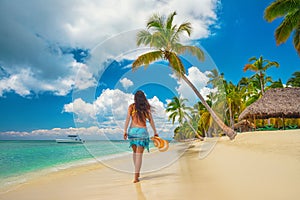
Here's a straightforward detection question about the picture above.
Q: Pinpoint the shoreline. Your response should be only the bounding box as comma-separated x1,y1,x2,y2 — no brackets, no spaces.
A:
0,141,187,193
1,129,300,200
0,157,101,193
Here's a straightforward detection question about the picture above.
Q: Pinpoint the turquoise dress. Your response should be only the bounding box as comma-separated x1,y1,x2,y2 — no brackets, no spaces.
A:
128,127,150,152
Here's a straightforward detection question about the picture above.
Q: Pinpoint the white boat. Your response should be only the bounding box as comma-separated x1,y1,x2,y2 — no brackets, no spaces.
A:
56,135,85,143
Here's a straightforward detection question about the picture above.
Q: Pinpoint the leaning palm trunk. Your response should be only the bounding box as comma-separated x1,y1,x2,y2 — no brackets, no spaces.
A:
181,75,236,139
133,12,236,140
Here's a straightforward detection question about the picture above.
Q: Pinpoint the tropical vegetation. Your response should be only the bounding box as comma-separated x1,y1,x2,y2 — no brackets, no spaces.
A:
132,11,236,139
264,0,300,55
243,56,279,95
287,71,300,87
132,8,300,140
167,68,300,140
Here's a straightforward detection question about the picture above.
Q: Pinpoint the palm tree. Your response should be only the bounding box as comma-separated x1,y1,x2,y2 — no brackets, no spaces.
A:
132,11,236,139
166,97,203,139
243,56,279,95
194,101,213,137
207,70,227,123
264,0,300,55
287,71,300,87
268,78,284,88
224,81,246,129
207,69,224,89
238,77,256,104
166,97,191,124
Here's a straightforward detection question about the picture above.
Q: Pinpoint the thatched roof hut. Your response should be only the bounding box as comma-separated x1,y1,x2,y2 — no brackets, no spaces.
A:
239,87,300,121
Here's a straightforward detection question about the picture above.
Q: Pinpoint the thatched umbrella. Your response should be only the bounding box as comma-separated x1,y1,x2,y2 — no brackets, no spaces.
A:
239,88,300,129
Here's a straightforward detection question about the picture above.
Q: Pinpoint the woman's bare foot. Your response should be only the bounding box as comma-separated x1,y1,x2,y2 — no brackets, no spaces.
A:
133,178,140,183
133,172,140,183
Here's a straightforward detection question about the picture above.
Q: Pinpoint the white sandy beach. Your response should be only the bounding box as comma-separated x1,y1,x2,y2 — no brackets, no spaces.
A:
1,129,300,200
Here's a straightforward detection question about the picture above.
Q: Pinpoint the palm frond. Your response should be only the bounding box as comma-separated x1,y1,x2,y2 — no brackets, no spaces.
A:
265,76,273,83
166,11,177,30
171,24,177,32
168,112,178,124
147,13,164,30
275,10,300,45
248,56,258,62
243,64,257,72
176,22,192,37
136,30,152,46
293,24,300,55
167,52,185,76
178,45,205,61
132,51,162,70
150,31,167,48
264,0,300,22
287,71,300,86
263,61,280,70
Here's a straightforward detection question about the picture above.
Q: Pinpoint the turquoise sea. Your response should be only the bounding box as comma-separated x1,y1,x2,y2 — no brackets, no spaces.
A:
0,140,146,189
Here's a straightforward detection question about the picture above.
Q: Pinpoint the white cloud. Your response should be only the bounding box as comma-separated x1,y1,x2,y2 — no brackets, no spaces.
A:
120,78,134,90
170,66,212,106
63,89,133,125
0,123,178,140
0,62,96,97
0,86,179,139
62,89,177,138
0,0,220,97
0,126,117,140
63,98,97,123
73,62,97,91
149,96,168,119
94,89,133,120
0,88,177,140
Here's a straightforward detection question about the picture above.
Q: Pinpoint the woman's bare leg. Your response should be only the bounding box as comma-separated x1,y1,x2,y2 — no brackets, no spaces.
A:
134,146,144,183
132,145,137,168
132,145,140,181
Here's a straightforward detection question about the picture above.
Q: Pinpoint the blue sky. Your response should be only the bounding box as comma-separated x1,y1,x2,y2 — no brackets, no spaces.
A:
0,0,299,139
202,0,299,84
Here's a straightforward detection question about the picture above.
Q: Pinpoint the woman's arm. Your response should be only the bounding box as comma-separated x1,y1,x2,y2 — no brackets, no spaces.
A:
123,105,131,140
148,111,158,137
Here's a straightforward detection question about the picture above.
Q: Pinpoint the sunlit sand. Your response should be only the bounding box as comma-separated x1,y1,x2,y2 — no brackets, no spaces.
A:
1,129,299,200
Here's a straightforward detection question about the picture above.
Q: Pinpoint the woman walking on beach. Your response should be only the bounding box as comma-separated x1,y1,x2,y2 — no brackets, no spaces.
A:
124,90,158,183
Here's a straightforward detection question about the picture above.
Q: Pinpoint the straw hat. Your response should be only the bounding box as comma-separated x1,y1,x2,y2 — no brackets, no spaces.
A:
151,136,169,152
158,139,169,152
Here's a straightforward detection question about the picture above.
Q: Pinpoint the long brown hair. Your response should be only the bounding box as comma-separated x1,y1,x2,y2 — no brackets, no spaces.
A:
134,90,151,123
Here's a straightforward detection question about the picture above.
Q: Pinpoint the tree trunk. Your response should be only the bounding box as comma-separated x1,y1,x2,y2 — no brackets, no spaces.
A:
204,129,208,137
182,75,236,140
228,103,234,129
260,72,265,95
282,115,285,130
207,126,213,137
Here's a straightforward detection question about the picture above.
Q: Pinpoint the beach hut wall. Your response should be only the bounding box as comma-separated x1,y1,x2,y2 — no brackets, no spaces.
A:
239,88,300,120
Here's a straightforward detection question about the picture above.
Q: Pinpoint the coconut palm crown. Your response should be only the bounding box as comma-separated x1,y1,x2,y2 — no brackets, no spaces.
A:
244,56,279,95
132,11,236,139
133,11,204,76
264,0,300,55
166,97,192,125
287,71,300,87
